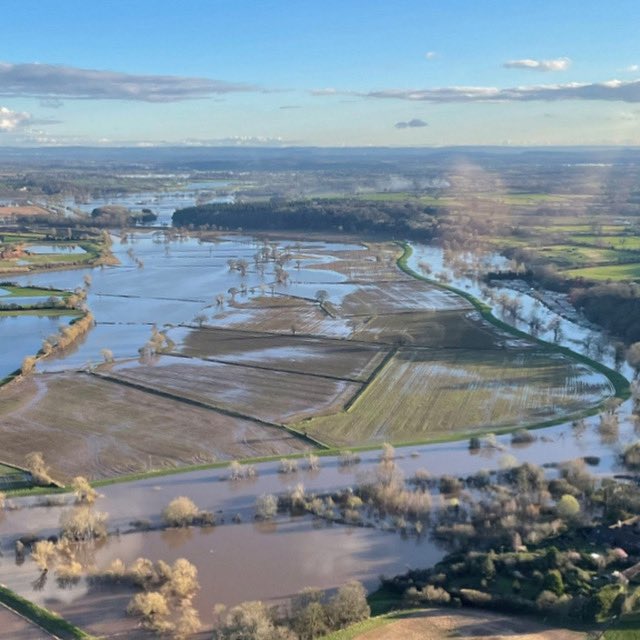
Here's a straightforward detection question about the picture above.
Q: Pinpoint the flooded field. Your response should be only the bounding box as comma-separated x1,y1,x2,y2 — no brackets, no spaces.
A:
0,373,309,480
303,348,614,446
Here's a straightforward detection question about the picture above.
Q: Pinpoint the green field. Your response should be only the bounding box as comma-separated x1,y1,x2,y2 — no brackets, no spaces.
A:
536,245,632,269
564,262,640,281
0,285,71,297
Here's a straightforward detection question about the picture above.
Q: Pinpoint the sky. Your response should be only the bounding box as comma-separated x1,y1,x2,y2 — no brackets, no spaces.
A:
0,0,639,147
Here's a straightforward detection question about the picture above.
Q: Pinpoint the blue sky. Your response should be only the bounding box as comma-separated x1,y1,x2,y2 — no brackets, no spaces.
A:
0,0,639,146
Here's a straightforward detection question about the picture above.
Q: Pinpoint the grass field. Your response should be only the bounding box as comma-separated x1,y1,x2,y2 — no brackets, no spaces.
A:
0,285,70,297
564,262,640,281
333,608,585,640
535,245,639,269
301,348,613,446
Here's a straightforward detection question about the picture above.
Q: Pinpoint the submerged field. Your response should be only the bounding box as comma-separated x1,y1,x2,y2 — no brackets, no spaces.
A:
301,348,613,446
0,373,310,480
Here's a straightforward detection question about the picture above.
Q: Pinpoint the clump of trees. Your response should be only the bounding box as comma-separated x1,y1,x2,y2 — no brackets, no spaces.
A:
173,198,438,241
212,581,370,639
125,557,201,637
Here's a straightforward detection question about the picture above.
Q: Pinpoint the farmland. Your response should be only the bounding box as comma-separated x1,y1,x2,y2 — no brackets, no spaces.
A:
0,372,310,480
301,348,612,446
0,232,622,481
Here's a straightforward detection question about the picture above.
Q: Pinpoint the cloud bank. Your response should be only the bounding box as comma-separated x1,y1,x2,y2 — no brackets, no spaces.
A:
395,118,428,128
0,62,259,102
503,57,571,72
357,79,640,103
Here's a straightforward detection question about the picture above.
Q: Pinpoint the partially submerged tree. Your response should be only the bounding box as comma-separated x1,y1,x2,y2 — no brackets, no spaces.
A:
72,476,98,504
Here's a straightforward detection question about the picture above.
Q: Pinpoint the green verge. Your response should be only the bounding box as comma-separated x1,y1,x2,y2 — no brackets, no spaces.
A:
397,242,630,401
0,585,95,639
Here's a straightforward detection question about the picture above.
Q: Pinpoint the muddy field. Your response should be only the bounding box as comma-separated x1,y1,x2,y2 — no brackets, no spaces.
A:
177,327,387,380
352,310,502,347
0,373,310,479
108,357,361,424
340,280,471,315
0,605,52,640
356,609,585,640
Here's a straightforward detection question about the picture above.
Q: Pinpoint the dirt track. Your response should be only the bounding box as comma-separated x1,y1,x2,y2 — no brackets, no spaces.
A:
357,609,585,640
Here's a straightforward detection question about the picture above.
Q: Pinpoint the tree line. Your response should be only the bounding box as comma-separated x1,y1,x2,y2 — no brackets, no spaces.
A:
172,198,439,240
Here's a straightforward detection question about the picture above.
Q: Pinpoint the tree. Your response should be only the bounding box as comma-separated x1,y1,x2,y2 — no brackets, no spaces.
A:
215,600,296,640
25,451,55,486
72,476,98,504
173,602,201,639
165,558,199,600
31,540,57,572
627,342,640,376
60,506,108,540
21,356,37,375
543,569,565,597
326,581,370,629
256,494,278,519
127,591,171,632
163,496,200,527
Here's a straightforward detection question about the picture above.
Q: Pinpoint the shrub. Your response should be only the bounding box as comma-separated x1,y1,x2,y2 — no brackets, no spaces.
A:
511,429,535,444
543,569,565,596
556,494,580,520
279,459,298,474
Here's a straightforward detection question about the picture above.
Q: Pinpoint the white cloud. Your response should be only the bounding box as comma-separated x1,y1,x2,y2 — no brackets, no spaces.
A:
0,106,31,131
0,62,260,102
624,64,639,73
504,57,571,72
310,87,338,96
425,51,437,60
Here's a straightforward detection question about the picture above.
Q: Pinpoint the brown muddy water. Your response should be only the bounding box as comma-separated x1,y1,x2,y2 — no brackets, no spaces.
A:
1,517,440,637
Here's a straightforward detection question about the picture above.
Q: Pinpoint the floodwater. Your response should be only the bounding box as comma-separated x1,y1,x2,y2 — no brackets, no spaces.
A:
0,313,71,379
1,518,439,635
4,233,363,373
26,244,87,255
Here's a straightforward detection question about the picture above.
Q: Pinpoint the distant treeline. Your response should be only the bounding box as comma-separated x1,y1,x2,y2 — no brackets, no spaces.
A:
172,199,439,240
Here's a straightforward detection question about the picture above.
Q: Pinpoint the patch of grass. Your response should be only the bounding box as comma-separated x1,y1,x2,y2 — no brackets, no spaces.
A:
0,285,70,297
0,585,95,639
0,308,81,317
564,262,640,282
